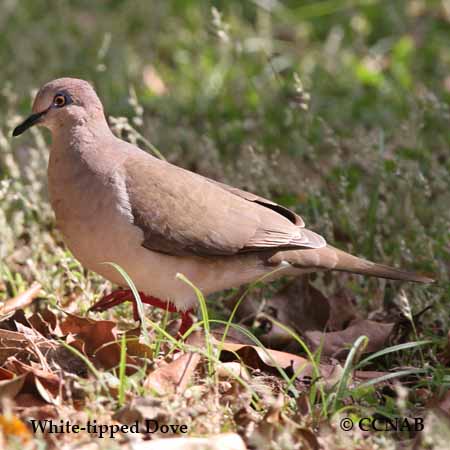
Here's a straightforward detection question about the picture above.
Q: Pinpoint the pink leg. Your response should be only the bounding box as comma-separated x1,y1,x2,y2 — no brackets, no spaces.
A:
89,289,194,338
89,289,134,312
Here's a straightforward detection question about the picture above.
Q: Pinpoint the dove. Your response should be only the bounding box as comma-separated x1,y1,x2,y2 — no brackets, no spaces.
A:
12,78,433,335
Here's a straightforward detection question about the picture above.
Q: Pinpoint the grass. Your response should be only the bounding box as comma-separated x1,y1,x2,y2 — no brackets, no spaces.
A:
118,331,127,406
1,0,449,448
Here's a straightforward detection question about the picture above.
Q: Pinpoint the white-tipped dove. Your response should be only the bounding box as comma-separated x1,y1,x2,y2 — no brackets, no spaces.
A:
12,78,434,335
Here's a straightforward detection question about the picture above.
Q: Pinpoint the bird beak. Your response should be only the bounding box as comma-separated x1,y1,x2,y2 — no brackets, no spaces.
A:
12,109,48,137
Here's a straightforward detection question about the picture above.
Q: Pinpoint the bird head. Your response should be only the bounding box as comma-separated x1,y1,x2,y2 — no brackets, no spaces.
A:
12,77,105,136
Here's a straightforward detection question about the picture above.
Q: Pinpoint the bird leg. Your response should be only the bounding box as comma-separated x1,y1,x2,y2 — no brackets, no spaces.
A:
89,289,194,337
178,310,194,336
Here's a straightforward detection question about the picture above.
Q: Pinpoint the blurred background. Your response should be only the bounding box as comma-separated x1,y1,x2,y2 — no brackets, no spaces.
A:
0,0,448,323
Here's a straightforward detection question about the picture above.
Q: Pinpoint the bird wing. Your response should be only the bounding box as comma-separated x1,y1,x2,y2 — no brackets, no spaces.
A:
123,152,326,257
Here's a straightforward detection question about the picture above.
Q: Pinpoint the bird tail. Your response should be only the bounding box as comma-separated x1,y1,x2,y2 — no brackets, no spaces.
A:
327,246,434,283
278,245,434,283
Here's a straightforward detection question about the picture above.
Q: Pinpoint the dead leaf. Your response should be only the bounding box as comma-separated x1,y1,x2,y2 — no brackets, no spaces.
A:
14,393,52,409
144,352,201,395
268,277,331,331
0,283,41,317
0,329,30,343
27,307,60,337
217,339,340,386
216,362,250,381
227,277,397,369
0,329,38,366
250,395,319,450
46,346,88,377
226,277,360,350
428,390,450,420
217,333,392,394
211,326,255,345
0,373,27,399
60,313,122,369
305,319,395,358
326,288,361,330
114,397,168,427
34,376,60,405
60,313,117,354
0,309,31,332
124,330,153,359
3,357,61,403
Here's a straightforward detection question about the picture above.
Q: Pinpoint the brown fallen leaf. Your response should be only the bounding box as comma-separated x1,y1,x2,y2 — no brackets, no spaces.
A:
226,277,360,350
215,333,387,388
14,392,55,409
0,309,31,332
226,278,395,361
250,394,319,450
124,328,153,359
144,352,201,395
0,373,27,400
60,313,123,369
267,277,332,331
326,288,361,331
216,339,341,386
3,357,62,403
60,313,117,354
0,329,32,343
211,325,255,345
27,307,60,337
0,336,29,366
428,390,450,420
216,362,250,381
0,283,41,317
46,345,89,377
0,322,60,379
219,340,307,372
114,397,169,427
305,319,395,358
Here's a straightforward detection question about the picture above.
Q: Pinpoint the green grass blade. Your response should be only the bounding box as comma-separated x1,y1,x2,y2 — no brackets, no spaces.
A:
357,368,428,389
332,335,368,412
355,340,433,369
217,266,286,360
176,273,214,376
118,332,127,406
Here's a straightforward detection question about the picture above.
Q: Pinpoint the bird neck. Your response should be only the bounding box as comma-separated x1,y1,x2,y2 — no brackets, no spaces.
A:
51,115,111,151
49,117,128,183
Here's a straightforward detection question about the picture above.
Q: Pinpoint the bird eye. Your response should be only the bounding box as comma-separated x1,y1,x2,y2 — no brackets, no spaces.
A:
53,94,67,107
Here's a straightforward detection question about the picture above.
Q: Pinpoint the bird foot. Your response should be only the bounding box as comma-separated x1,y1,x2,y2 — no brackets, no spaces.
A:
89,289,194,338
